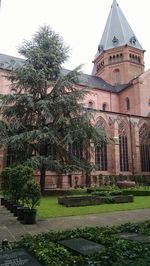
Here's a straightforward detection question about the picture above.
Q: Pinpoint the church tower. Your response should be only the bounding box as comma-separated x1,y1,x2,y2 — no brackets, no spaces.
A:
92,0,145,86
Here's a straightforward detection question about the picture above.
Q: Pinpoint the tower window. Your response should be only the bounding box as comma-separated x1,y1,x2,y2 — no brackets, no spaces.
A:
88,101,94,108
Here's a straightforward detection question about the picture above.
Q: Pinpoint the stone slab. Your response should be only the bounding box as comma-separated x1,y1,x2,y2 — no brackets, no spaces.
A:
59,237,105,255
118,233,150,243
0,248,42,266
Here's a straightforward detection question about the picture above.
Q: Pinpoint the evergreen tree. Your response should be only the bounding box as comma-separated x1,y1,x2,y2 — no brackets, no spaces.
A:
0,25,107,193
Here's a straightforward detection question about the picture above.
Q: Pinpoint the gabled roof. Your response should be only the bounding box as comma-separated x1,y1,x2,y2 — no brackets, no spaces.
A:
94,0,143,59
0,52,130,93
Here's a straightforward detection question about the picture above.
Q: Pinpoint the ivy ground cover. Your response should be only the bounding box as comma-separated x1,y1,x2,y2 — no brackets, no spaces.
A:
5,220,150,266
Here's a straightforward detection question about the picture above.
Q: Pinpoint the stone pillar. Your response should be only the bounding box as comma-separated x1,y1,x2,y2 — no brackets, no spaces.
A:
113,122,120,175
133,124,141,174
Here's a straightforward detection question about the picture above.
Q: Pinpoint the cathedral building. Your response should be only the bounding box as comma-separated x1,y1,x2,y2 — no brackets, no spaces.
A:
0,0,150,188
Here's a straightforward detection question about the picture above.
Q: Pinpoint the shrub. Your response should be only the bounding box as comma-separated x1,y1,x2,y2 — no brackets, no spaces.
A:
1,165,34,204
91,190,122,196
23,180,41,209
122,189,150,196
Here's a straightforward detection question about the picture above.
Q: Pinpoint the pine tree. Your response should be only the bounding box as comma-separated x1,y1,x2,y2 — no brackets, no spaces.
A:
0,25,107,194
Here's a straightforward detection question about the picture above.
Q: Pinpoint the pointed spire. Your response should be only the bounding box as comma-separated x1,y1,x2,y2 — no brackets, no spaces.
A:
95,0,143,59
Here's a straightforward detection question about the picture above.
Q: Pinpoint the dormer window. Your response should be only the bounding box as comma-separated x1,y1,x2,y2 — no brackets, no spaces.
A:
98,45,103,53
130,36,136,46
112,36,119,45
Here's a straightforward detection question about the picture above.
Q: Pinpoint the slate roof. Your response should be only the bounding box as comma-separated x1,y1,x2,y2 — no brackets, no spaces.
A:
95,0,143,59
0,52,130,93
0,53,24,70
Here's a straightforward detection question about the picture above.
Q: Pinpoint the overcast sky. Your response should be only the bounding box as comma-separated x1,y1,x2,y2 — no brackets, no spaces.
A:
0,0,150,74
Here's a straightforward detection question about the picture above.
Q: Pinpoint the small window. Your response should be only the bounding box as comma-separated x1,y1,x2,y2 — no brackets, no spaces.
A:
126,97,130,110
102,103,108,111
88,101,94,108
10,89,17,94
148,99,150,106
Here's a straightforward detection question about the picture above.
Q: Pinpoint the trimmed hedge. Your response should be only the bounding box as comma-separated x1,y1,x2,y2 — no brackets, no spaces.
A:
58,194,134,207
91,190,122,196
122,189,150,196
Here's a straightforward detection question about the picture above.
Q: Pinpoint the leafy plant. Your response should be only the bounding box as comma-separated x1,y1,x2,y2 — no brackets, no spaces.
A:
1,164,34,204
23,180,41,209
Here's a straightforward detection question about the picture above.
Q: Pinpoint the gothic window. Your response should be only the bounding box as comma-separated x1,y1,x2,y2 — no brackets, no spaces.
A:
126,97,130,110
119,123,129,172
95,118,107,171
69,142,82,159
95,144,107,171
114,69,121,85
139,123,150,172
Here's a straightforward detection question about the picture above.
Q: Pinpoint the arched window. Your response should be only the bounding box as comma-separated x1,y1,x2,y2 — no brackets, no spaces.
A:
114,69,121,85
119,122,129,171
148,99,150,106
88,101,94,109
126,97,130,110
102,103,108,111
69,142,82,159
10,89,17,94
95,118,107,171
139,123,150,172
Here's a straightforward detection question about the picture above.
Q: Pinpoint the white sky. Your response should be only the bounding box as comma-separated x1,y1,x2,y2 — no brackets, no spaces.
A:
0,0,150,74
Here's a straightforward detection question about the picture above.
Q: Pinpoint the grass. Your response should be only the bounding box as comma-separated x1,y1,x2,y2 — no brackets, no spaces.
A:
37,196,150,219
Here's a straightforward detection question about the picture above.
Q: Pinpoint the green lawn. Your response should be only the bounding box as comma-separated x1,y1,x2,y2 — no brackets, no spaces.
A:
37,196,150,219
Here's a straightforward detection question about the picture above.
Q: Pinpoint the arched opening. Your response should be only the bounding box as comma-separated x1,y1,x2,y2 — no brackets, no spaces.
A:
102,103,108,111
88,100,94,109
139,123,150,172
95,118,107,171
119,122,129,171
126,97,130,110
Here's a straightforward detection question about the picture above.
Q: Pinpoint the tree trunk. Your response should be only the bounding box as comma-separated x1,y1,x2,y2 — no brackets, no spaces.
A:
85,172,91,187
40,167,46,195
